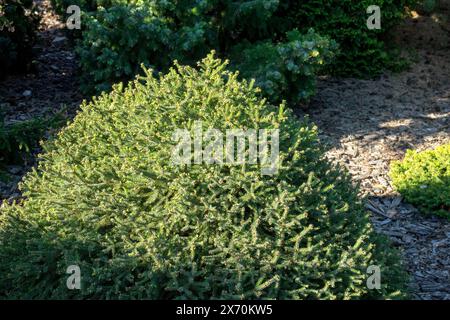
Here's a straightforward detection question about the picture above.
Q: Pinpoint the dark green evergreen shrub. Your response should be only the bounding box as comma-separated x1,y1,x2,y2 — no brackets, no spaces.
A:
75,1,220,93
230,29,338,104
390,144,450,219
277,0,417,77
0,0,39,77
0,53,407,299
77,3,335,102
70,0,415,94
76,5,175,93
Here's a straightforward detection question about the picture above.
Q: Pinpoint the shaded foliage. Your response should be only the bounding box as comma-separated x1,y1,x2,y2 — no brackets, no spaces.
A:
0,0,40,78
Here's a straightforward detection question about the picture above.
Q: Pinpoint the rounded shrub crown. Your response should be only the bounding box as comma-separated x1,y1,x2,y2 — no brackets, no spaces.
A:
0,53,406,299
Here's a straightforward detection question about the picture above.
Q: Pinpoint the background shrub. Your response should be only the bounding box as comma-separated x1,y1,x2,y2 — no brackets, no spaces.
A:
390,144,450,219
276,0,417,77
76,5,174,93
0,53,407,299
65,0,415,95
230,29,338,104
0,0,39,78
77,3,335,104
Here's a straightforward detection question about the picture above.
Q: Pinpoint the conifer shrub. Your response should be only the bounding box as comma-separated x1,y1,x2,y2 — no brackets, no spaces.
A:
0,0,39,78
0,54,408,299
277,0,417,77
230,29,338,104
76,5,175,93
390,144,450,219
77,1,335,101
64,0,415,94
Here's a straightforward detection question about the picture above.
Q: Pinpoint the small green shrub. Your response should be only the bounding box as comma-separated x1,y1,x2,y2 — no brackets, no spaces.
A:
77,3,216,93
231,29,338,104
0,112,66,164
0,0,40,77
390,144,450,219
0,53,407,299
76,5,175,93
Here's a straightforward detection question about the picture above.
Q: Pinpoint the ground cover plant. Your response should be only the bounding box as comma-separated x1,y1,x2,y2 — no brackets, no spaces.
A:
0,54,408,299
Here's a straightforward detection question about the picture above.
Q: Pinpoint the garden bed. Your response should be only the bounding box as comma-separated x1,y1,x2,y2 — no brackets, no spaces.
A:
0,0,449,300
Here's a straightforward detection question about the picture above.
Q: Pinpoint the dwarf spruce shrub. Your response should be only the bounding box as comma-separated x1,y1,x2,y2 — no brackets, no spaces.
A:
0,53,407,299
77,2,217,93
390,144,450,219
76,5,174,93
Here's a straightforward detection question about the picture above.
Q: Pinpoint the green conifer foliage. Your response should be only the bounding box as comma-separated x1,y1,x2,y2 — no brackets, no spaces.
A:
0,53,407,299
